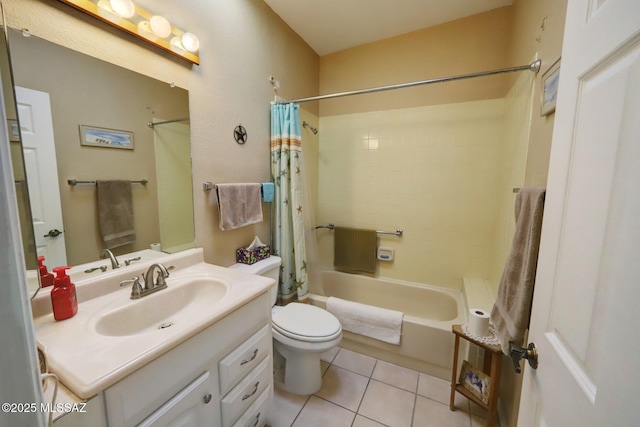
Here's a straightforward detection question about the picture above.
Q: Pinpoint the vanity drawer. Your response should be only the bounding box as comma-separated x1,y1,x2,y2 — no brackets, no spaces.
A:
221,356,271,427
231,387,270,427
219,324,270,394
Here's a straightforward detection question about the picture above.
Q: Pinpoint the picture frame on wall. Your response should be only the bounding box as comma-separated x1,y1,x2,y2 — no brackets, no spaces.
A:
541,58,561,116
79,125,134,150
459,360,491,404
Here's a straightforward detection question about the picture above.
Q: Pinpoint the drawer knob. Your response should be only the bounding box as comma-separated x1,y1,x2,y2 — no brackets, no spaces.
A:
240,349,259,366
242,381,260,401
203,393,212,404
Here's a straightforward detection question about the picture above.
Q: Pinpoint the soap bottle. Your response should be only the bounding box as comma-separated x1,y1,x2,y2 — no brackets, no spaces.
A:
38,256,54,288
51,266,78,321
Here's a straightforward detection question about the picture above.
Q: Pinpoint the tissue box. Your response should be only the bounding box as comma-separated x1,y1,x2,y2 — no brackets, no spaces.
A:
236,244,271,265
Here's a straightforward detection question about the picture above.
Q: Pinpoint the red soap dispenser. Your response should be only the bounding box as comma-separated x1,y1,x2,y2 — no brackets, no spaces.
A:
51,266,78,321
38,256,54,288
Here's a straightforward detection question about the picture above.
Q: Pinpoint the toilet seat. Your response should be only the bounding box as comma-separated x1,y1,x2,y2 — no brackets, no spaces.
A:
272,303,342,343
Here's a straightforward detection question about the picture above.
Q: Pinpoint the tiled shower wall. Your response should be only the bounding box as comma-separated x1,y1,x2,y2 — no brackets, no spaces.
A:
317,98,508,289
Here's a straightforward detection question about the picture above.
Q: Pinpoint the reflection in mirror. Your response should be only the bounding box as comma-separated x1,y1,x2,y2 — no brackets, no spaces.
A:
0,11,39,296
7,29,195,296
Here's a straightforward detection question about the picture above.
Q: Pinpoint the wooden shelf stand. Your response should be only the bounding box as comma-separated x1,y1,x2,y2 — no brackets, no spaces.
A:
449,324,503,427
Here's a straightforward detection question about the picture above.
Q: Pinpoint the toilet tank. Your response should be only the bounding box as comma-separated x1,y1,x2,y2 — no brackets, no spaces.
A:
229,256,281,306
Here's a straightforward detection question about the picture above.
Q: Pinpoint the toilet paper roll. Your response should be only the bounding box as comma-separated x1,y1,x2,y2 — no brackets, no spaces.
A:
150,243,161,251
468,308,490,337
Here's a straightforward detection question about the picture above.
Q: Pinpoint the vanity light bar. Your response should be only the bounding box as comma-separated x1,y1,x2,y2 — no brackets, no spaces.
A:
56,0,200,65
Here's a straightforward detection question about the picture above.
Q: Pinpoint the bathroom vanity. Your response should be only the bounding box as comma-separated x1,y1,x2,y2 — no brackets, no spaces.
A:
31,249,274,427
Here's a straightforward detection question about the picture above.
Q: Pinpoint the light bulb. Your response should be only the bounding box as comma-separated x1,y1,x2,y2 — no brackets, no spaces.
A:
181,33,200,53
109,0,135,18
150,15,172,38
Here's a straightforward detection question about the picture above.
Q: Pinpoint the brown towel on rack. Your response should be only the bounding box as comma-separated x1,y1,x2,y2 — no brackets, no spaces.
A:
97,180,136,249
334,227,377,274
216,183,263,231
491,187,546,354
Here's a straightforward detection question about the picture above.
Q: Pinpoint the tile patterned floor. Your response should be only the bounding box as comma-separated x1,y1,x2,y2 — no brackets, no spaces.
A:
268,347,498,427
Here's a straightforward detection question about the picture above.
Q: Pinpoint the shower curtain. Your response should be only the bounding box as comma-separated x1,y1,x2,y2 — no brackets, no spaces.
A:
270,103,308,304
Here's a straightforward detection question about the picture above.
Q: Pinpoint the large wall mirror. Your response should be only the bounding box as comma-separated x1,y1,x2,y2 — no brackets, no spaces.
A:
1,13,38,274
3,28,195,297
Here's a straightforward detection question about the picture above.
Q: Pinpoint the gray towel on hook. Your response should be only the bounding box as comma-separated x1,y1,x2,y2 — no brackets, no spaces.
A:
97,180,136,249
491,187,546,354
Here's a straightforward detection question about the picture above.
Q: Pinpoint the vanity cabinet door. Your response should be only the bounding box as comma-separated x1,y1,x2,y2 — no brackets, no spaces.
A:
138,371,216,427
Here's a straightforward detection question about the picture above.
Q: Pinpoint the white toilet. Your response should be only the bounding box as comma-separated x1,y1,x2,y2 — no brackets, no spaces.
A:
230,256,342,395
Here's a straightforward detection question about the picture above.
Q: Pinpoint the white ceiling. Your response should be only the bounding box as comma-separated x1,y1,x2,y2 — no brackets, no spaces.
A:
263,0,513,56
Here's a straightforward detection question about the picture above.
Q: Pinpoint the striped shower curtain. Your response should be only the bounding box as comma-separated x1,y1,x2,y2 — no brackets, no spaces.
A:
270,103,308,304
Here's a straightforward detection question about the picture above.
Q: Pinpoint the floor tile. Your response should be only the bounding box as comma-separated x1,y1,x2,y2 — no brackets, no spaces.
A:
470,402,500,427
268,387,309,427
359,380,415,427
352,415,387,427
315,365,369,411
321,360,330,376
291,396,355,427
417,373,468,410
372,359,420,392
332,348,377,377
270,347,489,427
412,395,470,427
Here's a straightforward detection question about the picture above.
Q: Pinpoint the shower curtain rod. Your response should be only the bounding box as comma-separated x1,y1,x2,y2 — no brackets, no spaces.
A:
147,117,190,128
275,60,541,105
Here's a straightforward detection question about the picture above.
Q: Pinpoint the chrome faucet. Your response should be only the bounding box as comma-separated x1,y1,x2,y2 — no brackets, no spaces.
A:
119,264,173,300
101,249,120,269
143,263,171,290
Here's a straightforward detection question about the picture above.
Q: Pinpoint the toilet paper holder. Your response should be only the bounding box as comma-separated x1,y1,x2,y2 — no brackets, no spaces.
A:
509,341,538,373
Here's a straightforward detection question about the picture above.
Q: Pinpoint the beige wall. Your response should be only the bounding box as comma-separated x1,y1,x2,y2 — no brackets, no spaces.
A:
4,0,319,267
319,7,512,116
508,0,568,187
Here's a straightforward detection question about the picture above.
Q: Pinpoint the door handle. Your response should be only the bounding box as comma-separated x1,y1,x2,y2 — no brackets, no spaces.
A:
509,342,538,373
43,229,62,238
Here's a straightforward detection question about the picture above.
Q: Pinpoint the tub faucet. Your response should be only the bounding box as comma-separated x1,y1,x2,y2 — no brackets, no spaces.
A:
101,249,120,269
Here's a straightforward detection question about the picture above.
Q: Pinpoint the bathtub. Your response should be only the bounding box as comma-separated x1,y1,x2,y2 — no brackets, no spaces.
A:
309,270,466,380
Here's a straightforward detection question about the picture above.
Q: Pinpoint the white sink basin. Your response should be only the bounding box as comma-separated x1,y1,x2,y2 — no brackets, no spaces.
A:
94,278,228,337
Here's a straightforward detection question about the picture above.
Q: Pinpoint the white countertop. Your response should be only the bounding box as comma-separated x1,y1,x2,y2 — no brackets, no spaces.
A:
33,249,274,399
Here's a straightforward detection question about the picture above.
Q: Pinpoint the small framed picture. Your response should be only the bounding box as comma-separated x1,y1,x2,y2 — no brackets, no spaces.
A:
541,58,561,116
459,360,491,404
80,125,134,150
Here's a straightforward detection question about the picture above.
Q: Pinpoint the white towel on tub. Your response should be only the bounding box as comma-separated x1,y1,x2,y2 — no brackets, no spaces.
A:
326,297,403,345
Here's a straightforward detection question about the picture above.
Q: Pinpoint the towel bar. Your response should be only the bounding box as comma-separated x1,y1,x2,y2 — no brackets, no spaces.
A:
315,223,403,237
68,179,148,186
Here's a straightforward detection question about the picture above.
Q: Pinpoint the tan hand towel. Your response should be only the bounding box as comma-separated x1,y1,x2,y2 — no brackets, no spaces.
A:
216,183,263,231
491,187,546,354
334,226,377,275
97,180,136,249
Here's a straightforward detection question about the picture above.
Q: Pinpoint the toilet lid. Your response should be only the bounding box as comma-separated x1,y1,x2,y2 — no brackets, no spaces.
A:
272,303,341,342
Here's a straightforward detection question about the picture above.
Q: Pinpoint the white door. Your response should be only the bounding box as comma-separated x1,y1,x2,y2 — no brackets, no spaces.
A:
15,87,67,268
518,1,640,426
